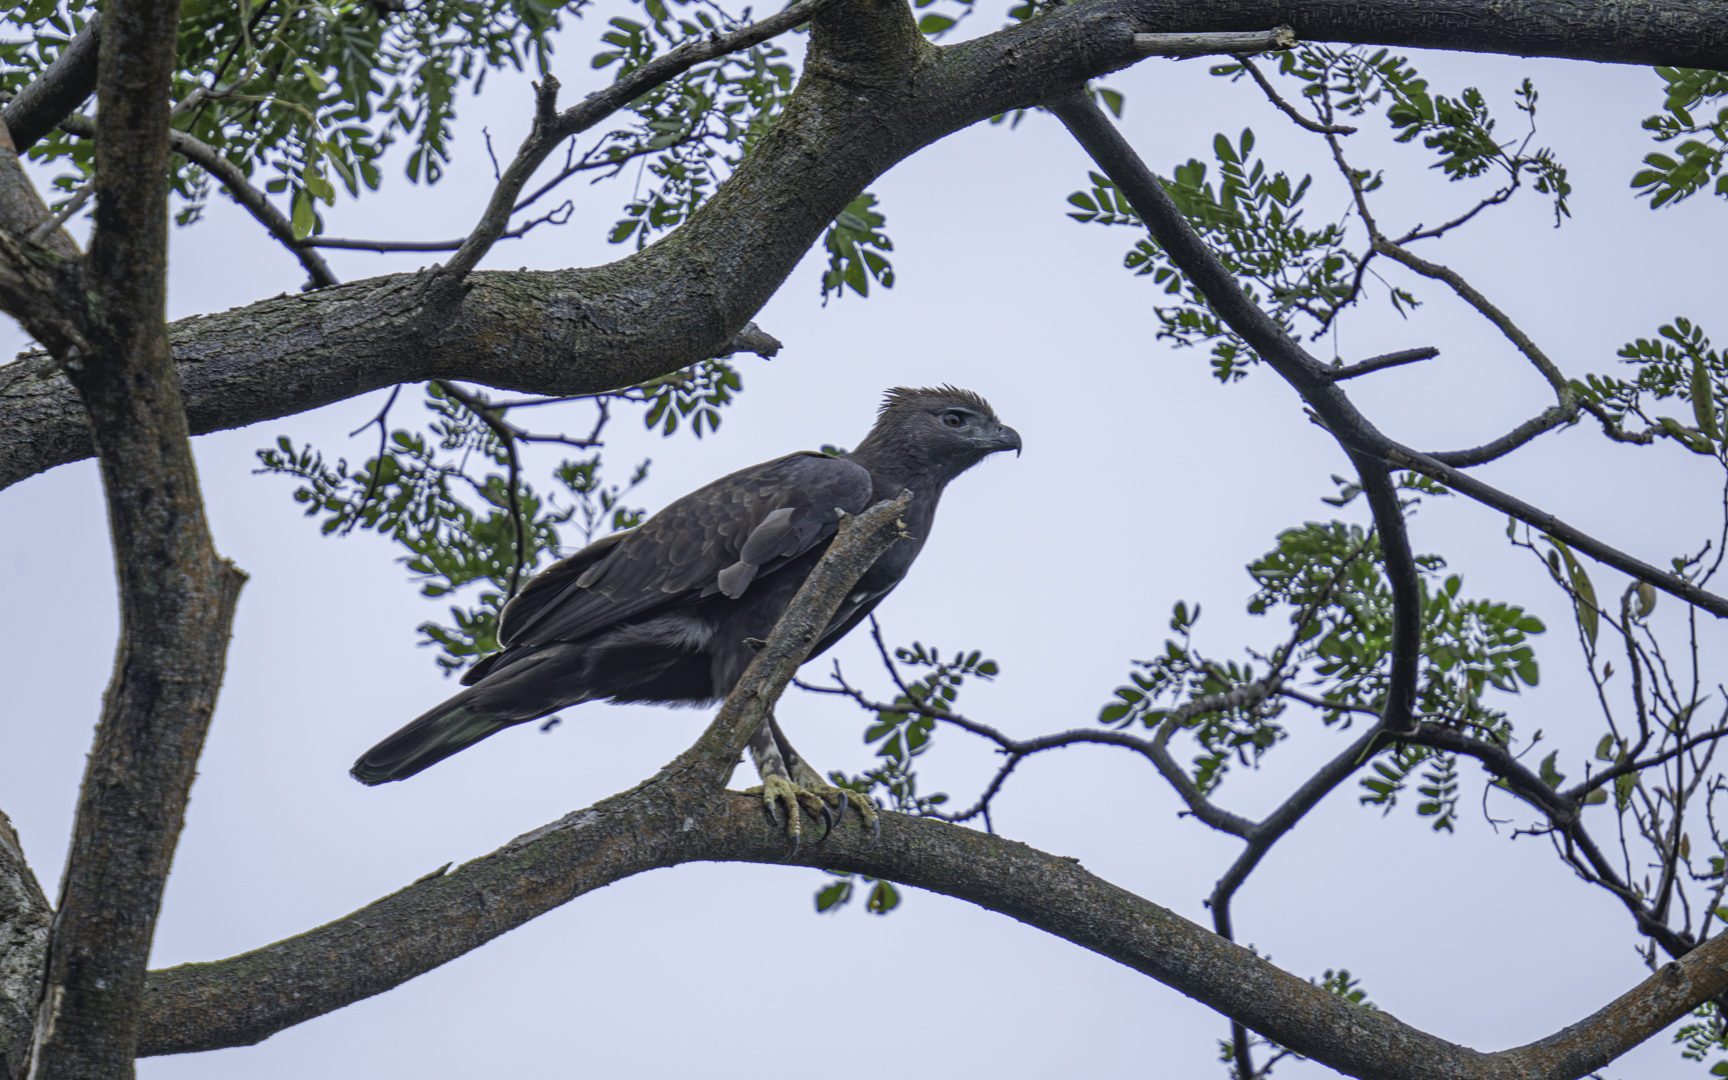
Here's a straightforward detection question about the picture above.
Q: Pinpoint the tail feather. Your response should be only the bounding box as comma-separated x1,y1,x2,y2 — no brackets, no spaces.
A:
351,690,519,785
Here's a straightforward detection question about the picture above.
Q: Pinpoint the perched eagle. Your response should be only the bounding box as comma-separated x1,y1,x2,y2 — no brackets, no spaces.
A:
352,386,1019,842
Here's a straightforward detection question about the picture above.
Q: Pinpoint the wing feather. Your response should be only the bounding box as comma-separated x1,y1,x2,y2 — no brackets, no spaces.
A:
496,451,872,649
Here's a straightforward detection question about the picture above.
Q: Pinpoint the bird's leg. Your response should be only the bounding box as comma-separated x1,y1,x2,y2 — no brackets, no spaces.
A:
742,714,880,856
745,714,807,857
770,715,880,846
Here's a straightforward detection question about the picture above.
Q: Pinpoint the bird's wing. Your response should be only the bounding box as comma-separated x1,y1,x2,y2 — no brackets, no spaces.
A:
496,451,874,649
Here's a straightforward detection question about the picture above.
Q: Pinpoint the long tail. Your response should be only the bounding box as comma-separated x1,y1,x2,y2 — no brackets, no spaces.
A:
351,687,522,785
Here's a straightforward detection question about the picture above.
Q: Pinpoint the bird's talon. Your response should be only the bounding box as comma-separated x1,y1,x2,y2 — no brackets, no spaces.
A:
817,791,847,843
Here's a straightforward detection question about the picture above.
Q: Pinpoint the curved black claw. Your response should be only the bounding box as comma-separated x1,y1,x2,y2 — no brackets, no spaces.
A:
816,793,847,844
785,828,801,860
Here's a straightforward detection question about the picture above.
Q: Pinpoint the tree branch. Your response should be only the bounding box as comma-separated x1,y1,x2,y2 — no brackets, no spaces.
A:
1043,89,1728,624
27,1,249,1076
442,0,848,283
1328,346,1438,381
133,773,1728,1079
57,113,340,289
0,809,51,1080
1048,89,1425,732
1406,724,1695,958
1,12,101,154
3,0,1725,490
1132,27,1294,58
1234,53,1357,135
1371,237,1579,467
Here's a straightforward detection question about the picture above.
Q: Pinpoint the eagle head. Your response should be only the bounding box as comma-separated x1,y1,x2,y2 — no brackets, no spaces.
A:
862,386,1021,482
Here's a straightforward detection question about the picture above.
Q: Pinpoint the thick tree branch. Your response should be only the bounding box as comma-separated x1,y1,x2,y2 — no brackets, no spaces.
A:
133,770,1728,1079
0,810,51,1080
0,122,79,263
27,1,249,1077
3,0,1724,491
1,13,101,154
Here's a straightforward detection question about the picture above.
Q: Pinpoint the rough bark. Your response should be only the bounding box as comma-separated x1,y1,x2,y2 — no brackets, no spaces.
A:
3,0,1724,492
0,812,51,1080
0,13,102,155
25,1,248,1077
133,788,1728,1080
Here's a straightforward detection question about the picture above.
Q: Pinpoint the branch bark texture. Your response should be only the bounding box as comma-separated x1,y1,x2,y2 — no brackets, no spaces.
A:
134,786,1728,1080
2,0,1723,491
1,13,102,155
0,812,50,1080
26,1,248,1077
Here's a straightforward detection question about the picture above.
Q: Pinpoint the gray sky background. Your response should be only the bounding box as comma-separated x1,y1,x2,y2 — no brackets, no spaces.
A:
3,12,1727,1077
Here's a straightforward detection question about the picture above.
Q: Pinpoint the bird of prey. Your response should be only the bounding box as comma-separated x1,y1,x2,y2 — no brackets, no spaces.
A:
352,386,1020,846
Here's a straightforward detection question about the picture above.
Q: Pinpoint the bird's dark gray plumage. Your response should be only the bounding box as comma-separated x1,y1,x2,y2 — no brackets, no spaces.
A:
352,386,1020,788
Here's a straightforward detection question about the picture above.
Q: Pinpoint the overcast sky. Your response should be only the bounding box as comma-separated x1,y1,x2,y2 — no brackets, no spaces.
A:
4,11,1728,1078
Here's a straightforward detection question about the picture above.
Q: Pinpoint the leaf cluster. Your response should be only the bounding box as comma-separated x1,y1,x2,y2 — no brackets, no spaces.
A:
1067,131,1351,382
637,357,741,437
1577,316,1727,457
1632,68,1728,208
820,192,895,302
602,6,798,249
256,384,650,673
1098,519,1541,822
829,643,1000,816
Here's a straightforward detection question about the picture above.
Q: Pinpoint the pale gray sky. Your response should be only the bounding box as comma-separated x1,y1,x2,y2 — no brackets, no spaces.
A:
3,15,1726,1078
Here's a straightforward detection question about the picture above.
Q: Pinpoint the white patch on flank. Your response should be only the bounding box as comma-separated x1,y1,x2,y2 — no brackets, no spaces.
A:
604,611,714,652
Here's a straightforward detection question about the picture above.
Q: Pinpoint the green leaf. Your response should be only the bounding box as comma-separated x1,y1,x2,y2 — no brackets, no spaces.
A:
1615,770,1640,811
866,879,900,914
290,189,315,240
1692,353,1721,441
1538,750,1565,789
916,14,954,33
1544,537,1599,647
814,878,852,913
1635,581,1657,617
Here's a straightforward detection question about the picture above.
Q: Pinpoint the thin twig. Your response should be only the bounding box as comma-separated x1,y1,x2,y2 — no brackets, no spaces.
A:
1234,54,1357,135
26,179,92,244
435,381,529,598
1328,347,1438,381
308,200,575,253
441,0,846,284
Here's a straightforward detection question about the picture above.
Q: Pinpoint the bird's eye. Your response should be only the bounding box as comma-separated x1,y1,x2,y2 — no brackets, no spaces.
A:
942,411,966,429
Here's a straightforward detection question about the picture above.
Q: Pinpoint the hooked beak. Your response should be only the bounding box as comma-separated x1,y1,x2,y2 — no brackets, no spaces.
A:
977,425,1022,457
